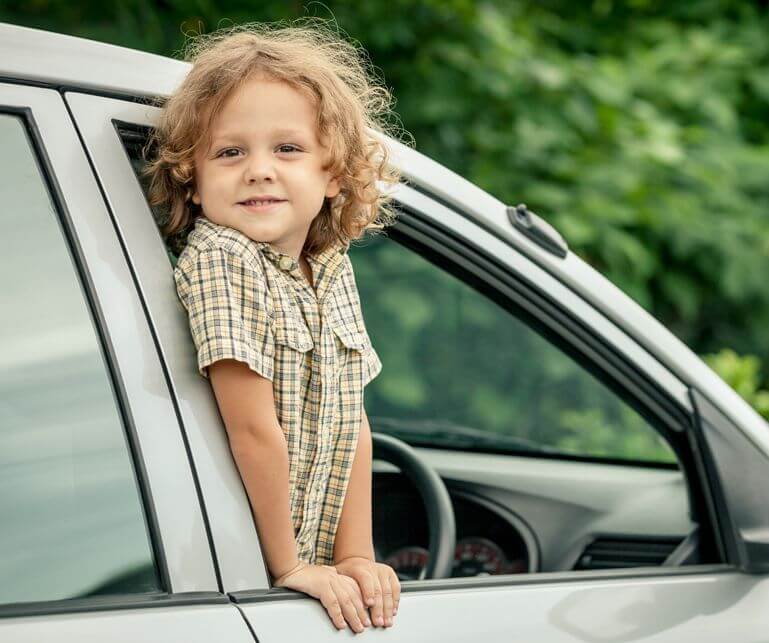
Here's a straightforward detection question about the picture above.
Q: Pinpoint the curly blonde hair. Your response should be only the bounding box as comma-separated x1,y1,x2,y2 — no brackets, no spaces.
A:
143,18,409,257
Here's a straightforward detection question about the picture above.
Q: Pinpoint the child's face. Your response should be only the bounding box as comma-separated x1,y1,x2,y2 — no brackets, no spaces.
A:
191,74,340,258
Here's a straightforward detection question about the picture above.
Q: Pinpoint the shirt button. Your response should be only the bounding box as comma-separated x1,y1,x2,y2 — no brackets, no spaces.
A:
278,256,295,271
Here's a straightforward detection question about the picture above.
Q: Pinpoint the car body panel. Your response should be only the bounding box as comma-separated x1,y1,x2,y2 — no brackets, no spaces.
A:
61,86,764,642
0,22,188,98
64,89,698,593
235,570,769,642
1,601,255,643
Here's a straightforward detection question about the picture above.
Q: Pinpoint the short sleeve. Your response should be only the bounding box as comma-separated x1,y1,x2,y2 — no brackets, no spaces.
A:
174,246,275,380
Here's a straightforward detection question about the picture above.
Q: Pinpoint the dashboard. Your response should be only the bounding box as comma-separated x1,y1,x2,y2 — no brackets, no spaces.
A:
372,472,535,580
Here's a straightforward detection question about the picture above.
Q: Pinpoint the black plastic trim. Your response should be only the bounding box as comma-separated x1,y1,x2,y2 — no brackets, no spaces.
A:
0,592,228,620
0,105,170,593
0,75,160,106
690,387,769,572
686,390,732,565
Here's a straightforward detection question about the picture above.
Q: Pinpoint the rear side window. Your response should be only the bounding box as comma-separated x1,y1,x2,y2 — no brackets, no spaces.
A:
0,114,161,605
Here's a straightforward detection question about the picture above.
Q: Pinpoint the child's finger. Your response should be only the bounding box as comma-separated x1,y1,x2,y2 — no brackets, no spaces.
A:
389,567,401,615
367,572,385,627
353,566,378,608
319,587,348,631
341,574,371,627
379,572,394,626
331,575,367,633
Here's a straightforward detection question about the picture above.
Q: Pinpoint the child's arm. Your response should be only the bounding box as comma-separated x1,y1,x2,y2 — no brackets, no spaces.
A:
333,409,401,628
208,358,371,633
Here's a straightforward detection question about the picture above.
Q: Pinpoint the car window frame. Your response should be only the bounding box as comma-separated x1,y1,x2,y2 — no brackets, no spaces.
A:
62,89,739,602
358,187,728,568
0,82,219,618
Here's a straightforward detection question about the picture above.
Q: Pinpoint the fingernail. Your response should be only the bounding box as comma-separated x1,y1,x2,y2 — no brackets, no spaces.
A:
386,618,393,627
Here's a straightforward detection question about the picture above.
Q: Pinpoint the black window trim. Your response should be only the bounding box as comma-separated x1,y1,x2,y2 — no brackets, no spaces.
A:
0,592,229,620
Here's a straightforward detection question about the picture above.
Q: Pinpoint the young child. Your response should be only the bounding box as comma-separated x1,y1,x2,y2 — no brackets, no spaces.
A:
145,21,404,633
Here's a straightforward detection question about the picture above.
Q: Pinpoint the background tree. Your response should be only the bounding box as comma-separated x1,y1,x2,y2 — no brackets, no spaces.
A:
4,0,768,423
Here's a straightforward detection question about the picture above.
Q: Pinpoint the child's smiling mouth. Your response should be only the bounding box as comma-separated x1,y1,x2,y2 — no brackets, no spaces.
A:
238,198,287,212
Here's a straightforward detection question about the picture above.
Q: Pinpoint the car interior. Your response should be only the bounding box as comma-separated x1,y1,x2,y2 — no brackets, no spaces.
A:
119,124,722,585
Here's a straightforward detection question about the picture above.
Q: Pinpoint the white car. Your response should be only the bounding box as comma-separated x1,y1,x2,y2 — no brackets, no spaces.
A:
2,21,769,642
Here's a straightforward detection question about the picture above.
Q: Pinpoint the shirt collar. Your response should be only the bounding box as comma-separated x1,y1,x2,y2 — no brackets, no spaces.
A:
192,217,348,295
257,239,348,298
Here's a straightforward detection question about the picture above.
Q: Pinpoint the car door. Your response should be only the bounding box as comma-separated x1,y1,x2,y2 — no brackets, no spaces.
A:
0,84,254,643
66,90,769,642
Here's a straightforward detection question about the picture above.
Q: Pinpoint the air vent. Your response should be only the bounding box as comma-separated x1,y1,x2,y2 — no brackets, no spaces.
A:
575,536,682,570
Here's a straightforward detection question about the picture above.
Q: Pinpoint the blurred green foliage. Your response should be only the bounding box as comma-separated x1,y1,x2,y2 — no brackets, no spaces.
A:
5,0,769,452
703,348,769,417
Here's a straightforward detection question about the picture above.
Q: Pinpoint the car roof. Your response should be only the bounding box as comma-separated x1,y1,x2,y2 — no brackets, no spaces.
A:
3,20,768,452
0,22,189,97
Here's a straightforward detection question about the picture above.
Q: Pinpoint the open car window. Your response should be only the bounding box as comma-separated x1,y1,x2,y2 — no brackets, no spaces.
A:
117,122,720,584
348,234,677,466
119,122,674,466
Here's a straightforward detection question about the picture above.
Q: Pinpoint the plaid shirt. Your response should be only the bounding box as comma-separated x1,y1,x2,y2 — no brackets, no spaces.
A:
174,216,382,566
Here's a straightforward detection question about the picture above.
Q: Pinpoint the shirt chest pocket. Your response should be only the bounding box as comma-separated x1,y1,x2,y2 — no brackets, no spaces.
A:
273,311,314,353
328,314,369,352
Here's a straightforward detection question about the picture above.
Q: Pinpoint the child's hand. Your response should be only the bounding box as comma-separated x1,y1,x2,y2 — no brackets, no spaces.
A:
273,562,371,633
334,556,401,628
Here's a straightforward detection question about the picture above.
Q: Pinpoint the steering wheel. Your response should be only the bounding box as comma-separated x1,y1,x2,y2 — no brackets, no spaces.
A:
371,432,456,579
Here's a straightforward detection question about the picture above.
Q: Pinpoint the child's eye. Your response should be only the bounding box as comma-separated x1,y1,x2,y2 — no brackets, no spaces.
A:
215,148,241,159
276,144,301,153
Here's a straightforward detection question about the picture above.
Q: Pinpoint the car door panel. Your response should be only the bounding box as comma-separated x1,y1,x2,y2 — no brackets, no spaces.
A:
2,600,255,643
0,82,215,592
234,570,769,642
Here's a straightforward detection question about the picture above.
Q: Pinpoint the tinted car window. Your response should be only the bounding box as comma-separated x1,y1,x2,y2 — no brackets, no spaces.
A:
0,115,161,605
349,235,676,465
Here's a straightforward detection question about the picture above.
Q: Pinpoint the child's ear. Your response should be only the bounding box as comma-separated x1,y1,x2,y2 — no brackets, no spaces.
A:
191,190,201,205
325,176,341,199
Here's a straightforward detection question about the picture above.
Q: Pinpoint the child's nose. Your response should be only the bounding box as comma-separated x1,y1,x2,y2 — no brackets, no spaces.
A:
244,152,277,182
